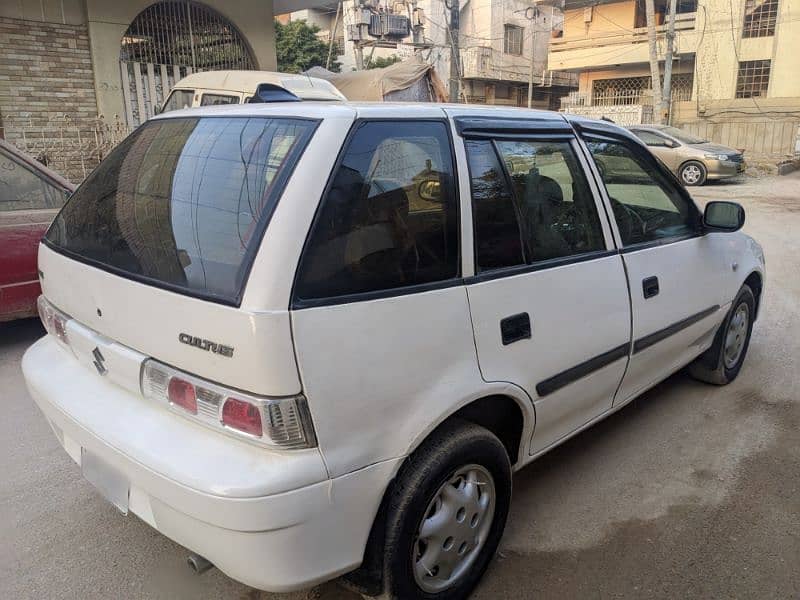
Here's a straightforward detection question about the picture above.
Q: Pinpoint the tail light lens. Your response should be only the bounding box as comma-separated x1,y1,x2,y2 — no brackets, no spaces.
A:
37,295,71,348
167,377,197,414
142,359,316,449
222,398,262,436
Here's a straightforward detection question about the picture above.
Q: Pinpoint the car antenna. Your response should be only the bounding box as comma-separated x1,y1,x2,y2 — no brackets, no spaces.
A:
601,116,615,123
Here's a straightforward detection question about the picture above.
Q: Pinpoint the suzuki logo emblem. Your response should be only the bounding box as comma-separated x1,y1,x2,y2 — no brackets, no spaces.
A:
92,347,107,376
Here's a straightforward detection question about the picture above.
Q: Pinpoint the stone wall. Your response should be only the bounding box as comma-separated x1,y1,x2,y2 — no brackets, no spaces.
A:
0,17,100,182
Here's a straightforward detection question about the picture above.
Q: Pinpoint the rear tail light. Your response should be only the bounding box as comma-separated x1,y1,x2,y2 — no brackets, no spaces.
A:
221,398,262,436
142,359,316,449
167,377,197,414
37,295,71,348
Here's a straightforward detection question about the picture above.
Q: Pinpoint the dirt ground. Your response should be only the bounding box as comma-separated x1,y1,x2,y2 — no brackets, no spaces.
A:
1,173,798,599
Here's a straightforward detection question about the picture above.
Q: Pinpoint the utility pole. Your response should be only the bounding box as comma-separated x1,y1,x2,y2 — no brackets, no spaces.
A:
448,0,460,103
645,0,664,123
661,0,678,123
326,1,342,70
524,6,540,109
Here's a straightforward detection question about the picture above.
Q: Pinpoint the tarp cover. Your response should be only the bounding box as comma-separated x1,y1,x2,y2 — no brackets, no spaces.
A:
305,59,446,102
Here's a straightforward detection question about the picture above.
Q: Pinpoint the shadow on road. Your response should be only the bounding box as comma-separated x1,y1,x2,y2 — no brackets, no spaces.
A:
0,317,44,349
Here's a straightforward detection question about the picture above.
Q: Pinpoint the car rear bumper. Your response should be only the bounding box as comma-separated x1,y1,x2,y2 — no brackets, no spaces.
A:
22,335,400,592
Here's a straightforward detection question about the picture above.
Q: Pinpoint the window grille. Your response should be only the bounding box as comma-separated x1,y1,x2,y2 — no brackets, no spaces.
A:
120,1,255,70
504,25,523,56
735,60,771,98
591,74,693,106
743,0,778,38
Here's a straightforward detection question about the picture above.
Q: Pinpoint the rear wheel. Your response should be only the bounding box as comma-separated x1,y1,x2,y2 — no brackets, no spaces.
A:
378,420,512,600
679,160,707,186
689,284,755,384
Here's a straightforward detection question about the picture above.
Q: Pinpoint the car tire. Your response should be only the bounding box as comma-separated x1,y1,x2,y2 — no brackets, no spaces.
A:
377,420,512,600
689,284,755,385
679,160,707,186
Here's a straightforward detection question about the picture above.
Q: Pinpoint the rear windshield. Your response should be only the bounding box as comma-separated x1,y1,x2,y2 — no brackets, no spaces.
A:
45,116,316,304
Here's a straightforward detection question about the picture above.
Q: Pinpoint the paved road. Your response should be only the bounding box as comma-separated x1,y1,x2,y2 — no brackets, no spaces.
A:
2,174,798,599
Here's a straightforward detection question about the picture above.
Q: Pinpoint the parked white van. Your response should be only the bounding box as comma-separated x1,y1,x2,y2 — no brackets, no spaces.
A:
24,101,765,599
159,70,346,113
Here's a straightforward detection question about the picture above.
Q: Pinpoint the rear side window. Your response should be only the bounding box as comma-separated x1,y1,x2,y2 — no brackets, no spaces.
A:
294,120,459,302
45,117,316,304
465,138,605,272
0,149,66,211
200,93,239,106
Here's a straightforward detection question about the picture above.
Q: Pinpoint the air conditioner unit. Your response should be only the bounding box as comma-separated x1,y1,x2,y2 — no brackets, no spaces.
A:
369,13,410,37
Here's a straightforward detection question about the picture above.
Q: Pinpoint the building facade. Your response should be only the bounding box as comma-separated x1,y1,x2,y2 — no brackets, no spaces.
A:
0,0,277,180
283,0,577,109
549,0,800,157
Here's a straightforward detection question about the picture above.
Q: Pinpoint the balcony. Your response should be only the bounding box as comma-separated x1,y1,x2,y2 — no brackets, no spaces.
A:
461,46,578,88
549,12,698,71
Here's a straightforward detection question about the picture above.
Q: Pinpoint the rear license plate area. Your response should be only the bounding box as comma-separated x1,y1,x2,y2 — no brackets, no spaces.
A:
81,448,129,514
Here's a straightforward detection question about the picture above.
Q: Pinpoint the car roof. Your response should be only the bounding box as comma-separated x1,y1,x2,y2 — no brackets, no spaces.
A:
152,100,570,122
149,100,637,139
173,70,347,101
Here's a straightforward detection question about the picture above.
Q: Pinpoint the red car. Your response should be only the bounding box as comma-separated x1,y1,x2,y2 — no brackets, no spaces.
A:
0,139,74,321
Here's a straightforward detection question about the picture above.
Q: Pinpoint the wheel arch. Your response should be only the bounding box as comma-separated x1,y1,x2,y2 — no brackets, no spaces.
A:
342,390,533,596
744,270,763,319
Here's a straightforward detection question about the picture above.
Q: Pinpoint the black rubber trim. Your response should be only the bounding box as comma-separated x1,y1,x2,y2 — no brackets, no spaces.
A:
536,343,630,397
454,116,573,137
464,250,618,285
633,305,720,354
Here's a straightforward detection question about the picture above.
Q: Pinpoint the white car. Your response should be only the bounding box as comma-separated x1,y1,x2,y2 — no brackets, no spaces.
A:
23,101,765,599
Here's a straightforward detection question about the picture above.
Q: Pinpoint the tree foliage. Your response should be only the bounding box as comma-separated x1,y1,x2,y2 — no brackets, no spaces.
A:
365,54,402,70
275,19,341,74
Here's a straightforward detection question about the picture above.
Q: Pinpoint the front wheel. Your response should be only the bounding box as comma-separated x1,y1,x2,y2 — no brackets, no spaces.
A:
679,160,707,186
689,284,755,384
378,420,512,600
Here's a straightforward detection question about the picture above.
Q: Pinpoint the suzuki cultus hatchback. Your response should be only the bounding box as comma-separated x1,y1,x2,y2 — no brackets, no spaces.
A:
24,101,765,599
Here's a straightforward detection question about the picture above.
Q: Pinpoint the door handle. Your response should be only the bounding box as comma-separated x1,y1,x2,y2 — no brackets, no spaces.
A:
500,312,531,345
642,276,660,299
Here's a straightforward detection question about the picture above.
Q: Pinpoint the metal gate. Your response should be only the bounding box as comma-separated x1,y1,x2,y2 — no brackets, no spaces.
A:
119,1,255,127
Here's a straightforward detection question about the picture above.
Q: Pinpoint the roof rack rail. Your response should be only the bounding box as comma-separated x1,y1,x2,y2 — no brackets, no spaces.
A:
247,83,301,103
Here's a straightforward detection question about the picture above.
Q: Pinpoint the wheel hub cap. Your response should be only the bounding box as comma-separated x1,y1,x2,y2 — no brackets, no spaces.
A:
683,165,701,184
723,303,749,369
412,464,496,593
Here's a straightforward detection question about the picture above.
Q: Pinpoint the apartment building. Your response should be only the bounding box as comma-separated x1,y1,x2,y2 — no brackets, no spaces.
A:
283,0,577,108
548,0,800,157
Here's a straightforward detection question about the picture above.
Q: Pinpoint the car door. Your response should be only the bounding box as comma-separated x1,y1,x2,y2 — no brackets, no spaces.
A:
0,147,67,319
630,128,679,171
290,117,484,478
459,120,632,455
577,124,731,405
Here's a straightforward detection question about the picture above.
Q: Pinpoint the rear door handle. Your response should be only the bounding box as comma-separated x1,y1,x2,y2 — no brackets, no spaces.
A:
642,276,660,299
500,312,531,345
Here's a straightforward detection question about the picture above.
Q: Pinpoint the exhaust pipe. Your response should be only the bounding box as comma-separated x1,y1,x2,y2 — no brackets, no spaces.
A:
187,553,213,575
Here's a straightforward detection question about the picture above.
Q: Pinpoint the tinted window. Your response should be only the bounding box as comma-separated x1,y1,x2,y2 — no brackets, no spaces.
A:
587,138,701,246
46,117,316,303
161,89,194,113
466,139,605,272
0,150,65,211
295,121,458,301
201,93,239,106
632,129,670,146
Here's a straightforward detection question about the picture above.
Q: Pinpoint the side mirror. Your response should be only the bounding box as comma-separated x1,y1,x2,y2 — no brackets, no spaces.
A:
704,201,745,232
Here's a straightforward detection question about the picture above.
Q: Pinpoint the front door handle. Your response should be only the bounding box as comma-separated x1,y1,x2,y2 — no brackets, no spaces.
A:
643,276,660,299
500,312,531,345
